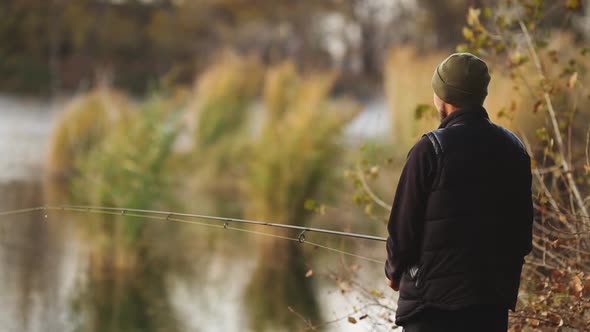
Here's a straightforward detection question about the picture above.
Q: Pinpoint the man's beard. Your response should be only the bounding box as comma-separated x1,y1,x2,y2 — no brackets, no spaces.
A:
438,107,448,122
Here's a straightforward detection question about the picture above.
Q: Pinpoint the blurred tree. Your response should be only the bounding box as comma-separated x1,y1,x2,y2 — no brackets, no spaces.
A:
1,0,587,95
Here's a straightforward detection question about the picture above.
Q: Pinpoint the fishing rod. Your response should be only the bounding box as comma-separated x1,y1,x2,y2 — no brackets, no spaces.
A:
0,205,386,264
0,205,387,243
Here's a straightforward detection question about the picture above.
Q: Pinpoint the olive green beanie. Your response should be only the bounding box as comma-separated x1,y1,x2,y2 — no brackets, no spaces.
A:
431,53,490,107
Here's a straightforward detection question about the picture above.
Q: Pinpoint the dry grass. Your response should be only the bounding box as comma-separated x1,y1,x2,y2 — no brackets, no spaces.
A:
188,51,263,149
242,61,358,331
242,62,358,224
46,87,135,179
384,46,444,150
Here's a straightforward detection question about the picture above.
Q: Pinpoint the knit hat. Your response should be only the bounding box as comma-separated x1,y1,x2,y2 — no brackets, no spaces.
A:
431,53,490,107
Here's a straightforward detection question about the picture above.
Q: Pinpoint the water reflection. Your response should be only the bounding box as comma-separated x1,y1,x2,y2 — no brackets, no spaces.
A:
244,238,320,331
1,178,387,332
0,180,71,331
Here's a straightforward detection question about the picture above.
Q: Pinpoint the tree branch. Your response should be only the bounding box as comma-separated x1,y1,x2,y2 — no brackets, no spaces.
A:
519,20,590,224
355,164,392,212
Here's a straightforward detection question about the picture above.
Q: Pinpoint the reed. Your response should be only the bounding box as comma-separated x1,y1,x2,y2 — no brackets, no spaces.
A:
242,61,358,331
189,52,262,150
47,92,184,331
46,87,135,180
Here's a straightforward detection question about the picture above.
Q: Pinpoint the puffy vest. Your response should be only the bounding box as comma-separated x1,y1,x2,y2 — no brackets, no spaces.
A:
395,108,533,324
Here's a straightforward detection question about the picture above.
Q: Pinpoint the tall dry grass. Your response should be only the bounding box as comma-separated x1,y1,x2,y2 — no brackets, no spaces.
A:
46,87,136,180
46,90,186,331
242,61,358,331
189,52,263,150
182,52,264,216
384,46,443,150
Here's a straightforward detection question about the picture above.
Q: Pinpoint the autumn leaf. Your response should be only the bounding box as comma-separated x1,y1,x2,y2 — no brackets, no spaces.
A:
370,289,384,298
466,7,481,26
364,203,373,216
567,72,578,88
571,275,583,294
305,269,313,278
463,27,475,41
348,317,357,324
369,165,379,176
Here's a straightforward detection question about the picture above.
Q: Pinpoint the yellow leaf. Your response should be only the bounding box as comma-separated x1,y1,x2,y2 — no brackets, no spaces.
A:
466,7,481,26
364,203,373,216
568,72,578,88
463,27,474,41
572,275,583,293
370,289,384,298
369,165,379,176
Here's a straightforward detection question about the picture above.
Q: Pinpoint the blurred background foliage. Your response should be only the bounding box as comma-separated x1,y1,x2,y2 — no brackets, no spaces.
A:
1,0,589,331
7,0,585,96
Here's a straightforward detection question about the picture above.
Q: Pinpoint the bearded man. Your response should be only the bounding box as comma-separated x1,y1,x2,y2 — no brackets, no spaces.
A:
385,53,533,332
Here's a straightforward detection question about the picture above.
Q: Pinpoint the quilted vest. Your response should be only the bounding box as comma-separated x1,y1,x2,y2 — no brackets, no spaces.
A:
395,108,533,324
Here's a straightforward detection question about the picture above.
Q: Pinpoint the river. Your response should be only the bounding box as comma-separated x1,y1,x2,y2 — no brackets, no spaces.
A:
0,95,394,332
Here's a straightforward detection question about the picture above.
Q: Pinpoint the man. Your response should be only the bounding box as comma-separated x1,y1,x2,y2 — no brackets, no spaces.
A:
385,53,533,331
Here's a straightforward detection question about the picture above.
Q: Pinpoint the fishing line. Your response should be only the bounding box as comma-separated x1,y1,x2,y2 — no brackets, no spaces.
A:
0,205,386,265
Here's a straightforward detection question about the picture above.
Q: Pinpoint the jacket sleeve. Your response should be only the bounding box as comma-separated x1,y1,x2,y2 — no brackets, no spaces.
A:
385,136,436,282
522,153,533,257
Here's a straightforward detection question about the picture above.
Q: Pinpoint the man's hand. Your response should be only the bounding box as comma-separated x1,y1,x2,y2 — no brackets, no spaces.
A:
386,277,399,291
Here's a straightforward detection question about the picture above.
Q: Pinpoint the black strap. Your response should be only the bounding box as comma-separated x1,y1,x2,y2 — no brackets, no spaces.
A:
424,131,444,190
425,131,443,155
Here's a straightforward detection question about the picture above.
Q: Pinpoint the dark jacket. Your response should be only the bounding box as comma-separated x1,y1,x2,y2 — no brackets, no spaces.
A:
385,106,533,325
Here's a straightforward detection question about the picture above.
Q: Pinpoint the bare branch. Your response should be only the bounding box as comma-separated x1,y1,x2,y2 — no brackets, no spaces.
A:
355,164,392,212
519,20,590,224
585,124,590,172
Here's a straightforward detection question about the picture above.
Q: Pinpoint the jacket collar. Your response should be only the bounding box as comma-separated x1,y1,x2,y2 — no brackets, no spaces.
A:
438,105,489,129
